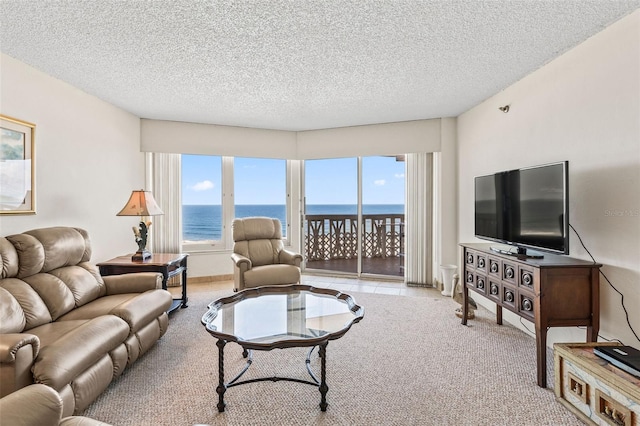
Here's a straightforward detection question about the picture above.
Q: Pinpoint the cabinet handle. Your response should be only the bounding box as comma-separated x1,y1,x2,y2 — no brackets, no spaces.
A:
505,291,514,303
490,262,499,273
467,253,474,264
522,298,533,311
522,272,532,286
477,279,485,289
505,266,515,279
478,258,485,268
490,283,499,295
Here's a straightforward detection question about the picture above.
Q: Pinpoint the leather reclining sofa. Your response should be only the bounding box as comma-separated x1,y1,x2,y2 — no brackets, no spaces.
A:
0,227,172,417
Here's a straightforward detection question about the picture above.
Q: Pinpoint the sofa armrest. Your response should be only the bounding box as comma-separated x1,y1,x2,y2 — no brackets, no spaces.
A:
60,416,112,426
231,253,252,270
0,383,62,426
0,333,40,398
280,249,303,267
0,333,39,363
0,384,112,426
103,272,162,295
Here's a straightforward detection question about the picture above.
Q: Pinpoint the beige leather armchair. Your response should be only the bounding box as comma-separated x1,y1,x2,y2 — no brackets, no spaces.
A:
0,384,111,426
231,217,303,291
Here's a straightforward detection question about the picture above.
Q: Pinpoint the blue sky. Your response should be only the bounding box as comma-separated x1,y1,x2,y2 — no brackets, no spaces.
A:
181,155,405,205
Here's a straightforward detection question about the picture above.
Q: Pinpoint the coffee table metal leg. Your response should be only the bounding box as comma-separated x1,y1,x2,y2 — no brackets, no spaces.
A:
216,339,227,412
319,341,328,411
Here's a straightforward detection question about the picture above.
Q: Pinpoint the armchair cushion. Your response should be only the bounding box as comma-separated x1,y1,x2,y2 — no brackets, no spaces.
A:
244,264,301,288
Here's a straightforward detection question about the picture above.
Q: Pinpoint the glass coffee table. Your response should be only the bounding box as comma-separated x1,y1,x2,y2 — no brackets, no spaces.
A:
201,284,364,412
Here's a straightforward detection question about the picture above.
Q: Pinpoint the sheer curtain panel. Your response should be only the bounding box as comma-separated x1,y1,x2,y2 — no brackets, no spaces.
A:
404,153,433,286
150,152,182,254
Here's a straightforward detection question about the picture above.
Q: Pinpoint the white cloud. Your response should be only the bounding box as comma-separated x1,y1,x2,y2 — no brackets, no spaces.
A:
374,179,386,186
395,173,405,178
190,180,214,191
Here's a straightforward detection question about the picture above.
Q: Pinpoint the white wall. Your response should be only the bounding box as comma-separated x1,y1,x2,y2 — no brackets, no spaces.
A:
142,117,443,160
141,119,297,159
0,53,145,262
297,119,442,159
457,11,640,346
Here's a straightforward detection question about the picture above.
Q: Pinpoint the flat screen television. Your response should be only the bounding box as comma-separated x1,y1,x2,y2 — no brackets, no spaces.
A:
474,161,569,258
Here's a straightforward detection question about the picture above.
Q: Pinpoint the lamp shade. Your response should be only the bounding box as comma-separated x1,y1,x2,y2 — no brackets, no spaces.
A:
117,190,164,216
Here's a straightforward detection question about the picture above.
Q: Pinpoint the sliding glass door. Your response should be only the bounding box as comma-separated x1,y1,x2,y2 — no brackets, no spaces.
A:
361,156,405,276
303,156,405,278
304,158,358,274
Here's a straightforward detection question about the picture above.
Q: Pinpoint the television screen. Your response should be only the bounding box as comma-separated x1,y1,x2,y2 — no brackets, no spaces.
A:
474,161,569,256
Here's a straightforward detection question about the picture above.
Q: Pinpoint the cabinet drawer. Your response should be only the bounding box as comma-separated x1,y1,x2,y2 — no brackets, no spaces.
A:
476,253,488,273
518,292,535,320
519,266,535,291
501,284,517,311
487,279,501,302
474,274,487,294
488,257,501,277
502,261,517,284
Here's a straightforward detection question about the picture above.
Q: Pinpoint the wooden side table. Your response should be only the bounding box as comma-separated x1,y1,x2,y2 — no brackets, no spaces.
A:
98,253,188,314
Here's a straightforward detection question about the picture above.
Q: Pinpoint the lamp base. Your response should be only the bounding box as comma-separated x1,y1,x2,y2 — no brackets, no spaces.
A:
132,249,152,262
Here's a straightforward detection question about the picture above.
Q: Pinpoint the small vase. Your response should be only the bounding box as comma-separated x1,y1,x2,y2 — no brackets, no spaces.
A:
440,264,457,297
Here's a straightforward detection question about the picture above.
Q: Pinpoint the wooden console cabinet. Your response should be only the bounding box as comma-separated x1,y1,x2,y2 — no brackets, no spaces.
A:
460,243,601,388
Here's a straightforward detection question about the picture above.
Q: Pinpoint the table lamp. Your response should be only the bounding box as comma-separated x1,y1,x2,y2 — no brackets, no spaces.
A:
117,190,164,261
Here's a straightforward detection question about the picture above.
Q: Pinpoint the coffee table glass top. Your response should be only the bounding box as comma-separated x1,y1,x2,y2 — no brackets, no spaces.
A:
202,285,364,349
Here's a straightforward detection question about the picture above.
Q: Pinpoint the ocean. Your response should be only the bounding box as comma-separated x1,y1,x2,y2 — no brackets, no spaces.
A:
183,204,404,241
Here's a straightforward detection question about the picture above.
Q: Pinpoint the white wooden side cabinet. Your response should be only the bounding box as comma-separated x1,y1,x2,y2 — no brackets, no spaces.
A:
554,342,640,426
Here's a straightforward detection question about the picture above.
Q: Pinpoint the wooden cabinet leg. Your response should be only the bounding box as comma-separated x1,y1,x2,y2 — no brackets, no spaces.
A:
535,323,547,388
461,285,469,325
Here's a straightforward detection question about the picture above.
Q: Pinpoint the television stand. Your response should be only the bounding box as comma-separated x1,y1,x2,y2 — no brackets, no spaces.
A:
460,243,601,388
489,245,544,259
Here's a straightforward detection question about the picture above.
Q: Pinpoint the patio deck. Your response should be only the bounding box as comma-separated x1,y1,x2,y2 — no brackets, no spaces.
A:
305,255,403,277
304,213,404,278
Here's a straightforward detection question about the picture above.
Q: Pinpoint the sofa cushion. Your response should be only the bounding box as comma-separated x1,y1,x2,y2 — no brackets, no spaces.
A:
31,315,129,390
58,291,172,334
23,227,91,272
1,278,52,330
28,320,89,348
0,237,19,279
0,287,26,333
6,228,92,279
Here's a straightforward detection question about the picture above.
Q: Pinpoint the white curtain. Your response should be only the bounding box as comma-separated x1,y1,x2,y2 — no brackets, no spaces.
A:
404,152,433,286
150,152,182,255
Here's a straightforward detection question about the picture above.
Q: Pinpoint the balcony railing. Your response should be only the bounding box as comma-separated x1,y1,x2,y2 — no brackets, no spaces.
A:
304,214,404,276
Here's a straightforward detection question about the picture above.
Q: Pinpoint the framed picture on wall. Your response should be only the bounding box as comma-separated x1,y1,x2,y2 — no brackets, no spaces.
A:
1,114,36,214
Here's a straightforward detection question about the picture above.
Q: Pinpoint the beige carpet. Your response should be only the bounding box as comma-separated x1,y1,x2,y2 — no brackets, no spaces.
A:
82,285,584,426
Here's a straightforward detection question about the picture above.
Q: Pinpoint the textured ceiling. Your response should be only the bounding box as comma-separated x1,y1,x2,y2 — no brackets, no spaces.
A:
1,1,639,131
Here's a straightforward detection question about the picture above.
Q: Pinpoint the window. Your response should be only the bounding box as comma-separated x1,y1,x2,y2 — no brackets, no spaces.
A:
234,157,288,237
181,155,222,242
181,155,290,248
